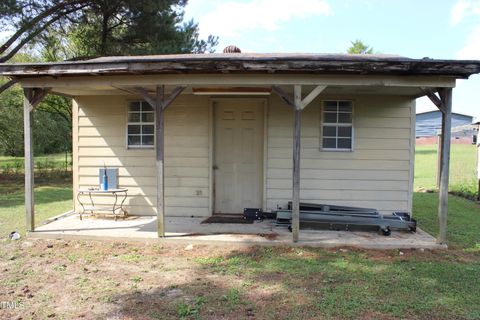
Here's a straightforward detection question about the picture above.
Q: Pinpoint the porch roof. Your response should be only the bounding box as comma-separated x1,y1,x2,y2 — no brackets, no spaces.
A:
1,53,480,79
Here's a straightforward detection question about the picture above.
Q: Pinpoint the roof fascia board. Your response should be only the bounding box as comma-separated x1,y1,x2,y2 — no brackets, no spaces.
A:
18,74,456,89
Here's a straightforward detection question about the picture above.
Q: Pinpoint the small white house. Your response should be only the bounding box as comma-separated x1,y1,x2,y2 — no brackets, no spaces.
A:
1,51,479,243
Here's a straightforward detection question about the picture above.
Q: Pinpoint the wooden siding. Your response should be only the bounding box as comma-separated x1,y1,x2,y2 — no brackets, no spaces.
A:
74,95,210,216
266,94,414,214
74,93,414,217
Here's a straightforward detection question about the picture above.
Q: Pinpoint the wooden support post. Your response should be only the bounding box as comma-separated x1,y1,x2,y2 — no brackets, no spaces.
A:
120,85,185,237
292,85,302,242
436,134,442,189
23,88,50,232
437,87,452,244
477,139,480,200
24,90,34,232
271,85,326,243
155,86,165,237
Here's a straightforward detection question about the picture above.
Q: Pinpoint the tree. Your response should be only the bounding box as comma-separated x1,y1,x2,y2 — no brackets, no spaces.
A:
347,40,374,54
0,0,89,63
0,1,218,92
1,0,218,62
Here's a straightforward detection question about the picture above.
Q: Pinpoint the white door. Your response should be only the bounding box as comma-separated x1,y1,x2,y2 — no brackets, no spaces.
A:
214,100,264,214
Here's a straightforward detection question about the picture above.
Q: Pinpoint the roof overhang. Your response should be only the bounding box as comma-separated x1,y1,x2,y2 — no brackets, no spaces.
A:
1,53,479,98
1,53,480,79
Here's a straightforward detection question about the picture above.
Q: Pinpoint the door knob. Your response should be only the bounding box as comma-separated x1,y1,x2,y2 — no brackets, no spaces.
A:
213,165,219,170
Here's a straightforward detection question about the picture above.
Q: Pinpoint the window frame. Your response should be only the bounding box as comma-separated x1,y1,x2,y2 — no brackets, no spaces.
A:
320,100,354,152
126,100,155,149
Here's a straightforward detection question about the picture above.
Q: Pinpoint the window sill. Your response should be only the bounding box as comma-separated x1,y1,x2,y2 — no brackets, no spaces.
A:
127,146,154,149
320,148,353,152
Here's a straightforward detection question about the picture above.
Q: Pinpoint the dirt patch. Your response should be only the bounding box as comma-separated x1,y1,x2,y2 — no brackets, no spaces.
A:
0,239,478,320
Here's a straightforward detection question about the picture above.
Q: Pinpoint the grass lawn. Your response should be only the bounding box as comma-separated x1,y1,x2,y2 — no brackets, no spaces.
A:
0,146,479,319
0,176,72,237
415,144,477,196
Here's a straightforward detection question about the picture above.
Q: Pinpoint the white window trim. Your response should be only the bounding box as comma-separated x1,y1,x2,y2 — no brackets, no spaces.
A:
126,100,155,149
320,100,354,152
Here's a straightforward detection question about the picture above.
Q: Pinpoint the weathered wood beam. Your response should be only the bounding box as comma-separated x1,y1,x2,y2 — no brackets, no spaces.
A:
133,86,157,109
4,58,479,78
161,86,186,110
300,85,327,109
437,87,452,245
23,87,50,232
436,134,442,189
272,84,327,243
421,87,445,113
272,85,295,108
292,85,302,243
155,85,166,238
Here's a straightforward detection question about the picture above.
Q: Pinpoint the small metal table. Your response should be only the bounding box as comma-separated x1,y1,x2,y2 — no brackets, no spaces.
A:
77,188,128,220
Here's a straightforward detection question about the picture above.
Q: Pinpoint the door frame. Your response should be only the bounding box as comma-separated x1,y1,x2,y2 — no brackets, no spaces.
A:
208,97,268,215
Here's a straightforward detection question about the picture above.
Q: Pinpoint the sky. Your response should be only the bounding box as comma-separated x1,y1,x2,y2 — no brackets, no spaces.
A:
184,0,480,119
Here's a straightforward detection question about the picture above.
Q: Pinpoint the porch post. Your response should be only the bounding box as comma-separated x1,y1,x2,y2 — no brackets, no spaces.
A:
119,85,185,237
437,88,452,244
272,84,326,243
436,133,442,189
23,88,50,232
155,86,166,237
292,85,302,242
24,90,35,232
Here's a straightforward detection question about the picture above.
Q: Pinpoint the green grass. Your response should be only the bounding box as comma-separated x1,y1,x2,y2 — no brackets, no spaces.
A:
415,144,477,196
0,177,72,238
413,192,480,250
0,145,479,318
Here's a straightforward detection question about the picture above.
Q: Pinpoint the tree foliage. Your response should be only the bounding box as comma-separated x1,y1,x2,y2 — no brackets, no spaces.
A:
1,0,218,62
0,1,218,156
0,78,71,156
347,40,374,54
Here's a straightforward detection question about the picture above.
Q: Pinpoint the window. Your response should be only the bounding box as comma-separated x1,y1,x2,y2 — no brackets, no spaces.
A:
321,100,353,150
127,101,154,148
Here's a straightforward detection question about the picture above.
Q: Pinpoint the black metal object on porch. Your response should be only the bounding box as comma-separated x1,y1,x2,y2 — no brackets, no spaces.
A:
277,202,417,236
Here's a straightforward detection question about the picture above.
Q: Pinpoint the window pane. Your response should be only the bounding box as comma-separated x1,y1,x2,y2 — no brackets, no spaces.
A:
142,135,154,145
129,102,140,111
338,113,352,123
128,125,140,134
323,126,336,137
323,138,336,149
338,138,352,149
142,103,153,112
142,112,154,123
142,125,154,134
338,126,352,137
128,135,141,146
128,113,140,122
339,101,352,111
324,101,337,111
324,112,337,123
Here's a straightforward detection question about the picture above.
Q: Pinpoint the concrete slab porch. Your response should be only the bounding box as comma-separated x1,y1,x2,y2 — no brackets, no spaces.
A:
30,214,445,249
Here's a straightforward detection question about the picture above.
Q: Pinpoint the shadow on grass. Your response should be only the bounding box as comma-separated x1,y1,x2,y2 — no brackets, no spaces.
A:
98,246,480,320
0,175,72,208
99,279,254,320
413,192,480,250
415,149,437,155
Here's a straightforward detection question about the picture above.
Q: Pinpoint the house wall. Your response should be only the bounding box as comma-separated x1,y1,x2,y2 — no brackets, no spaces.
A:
73,93,414,216
73,95,210,216
266,94,414,214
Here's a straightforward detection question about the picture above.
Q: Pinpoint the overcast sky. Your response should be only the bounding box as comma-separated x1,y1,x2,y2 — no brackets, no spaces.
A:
185,0,480,119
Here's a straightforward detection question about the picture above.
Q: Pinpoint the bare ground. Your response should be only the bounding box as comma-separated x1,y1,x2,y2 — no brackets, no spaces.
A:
0,239,478,320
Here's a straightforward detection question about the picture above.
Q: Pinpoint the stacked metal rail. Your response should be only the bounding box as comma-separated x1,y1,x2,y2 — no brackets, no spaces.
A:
276,202,416,236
